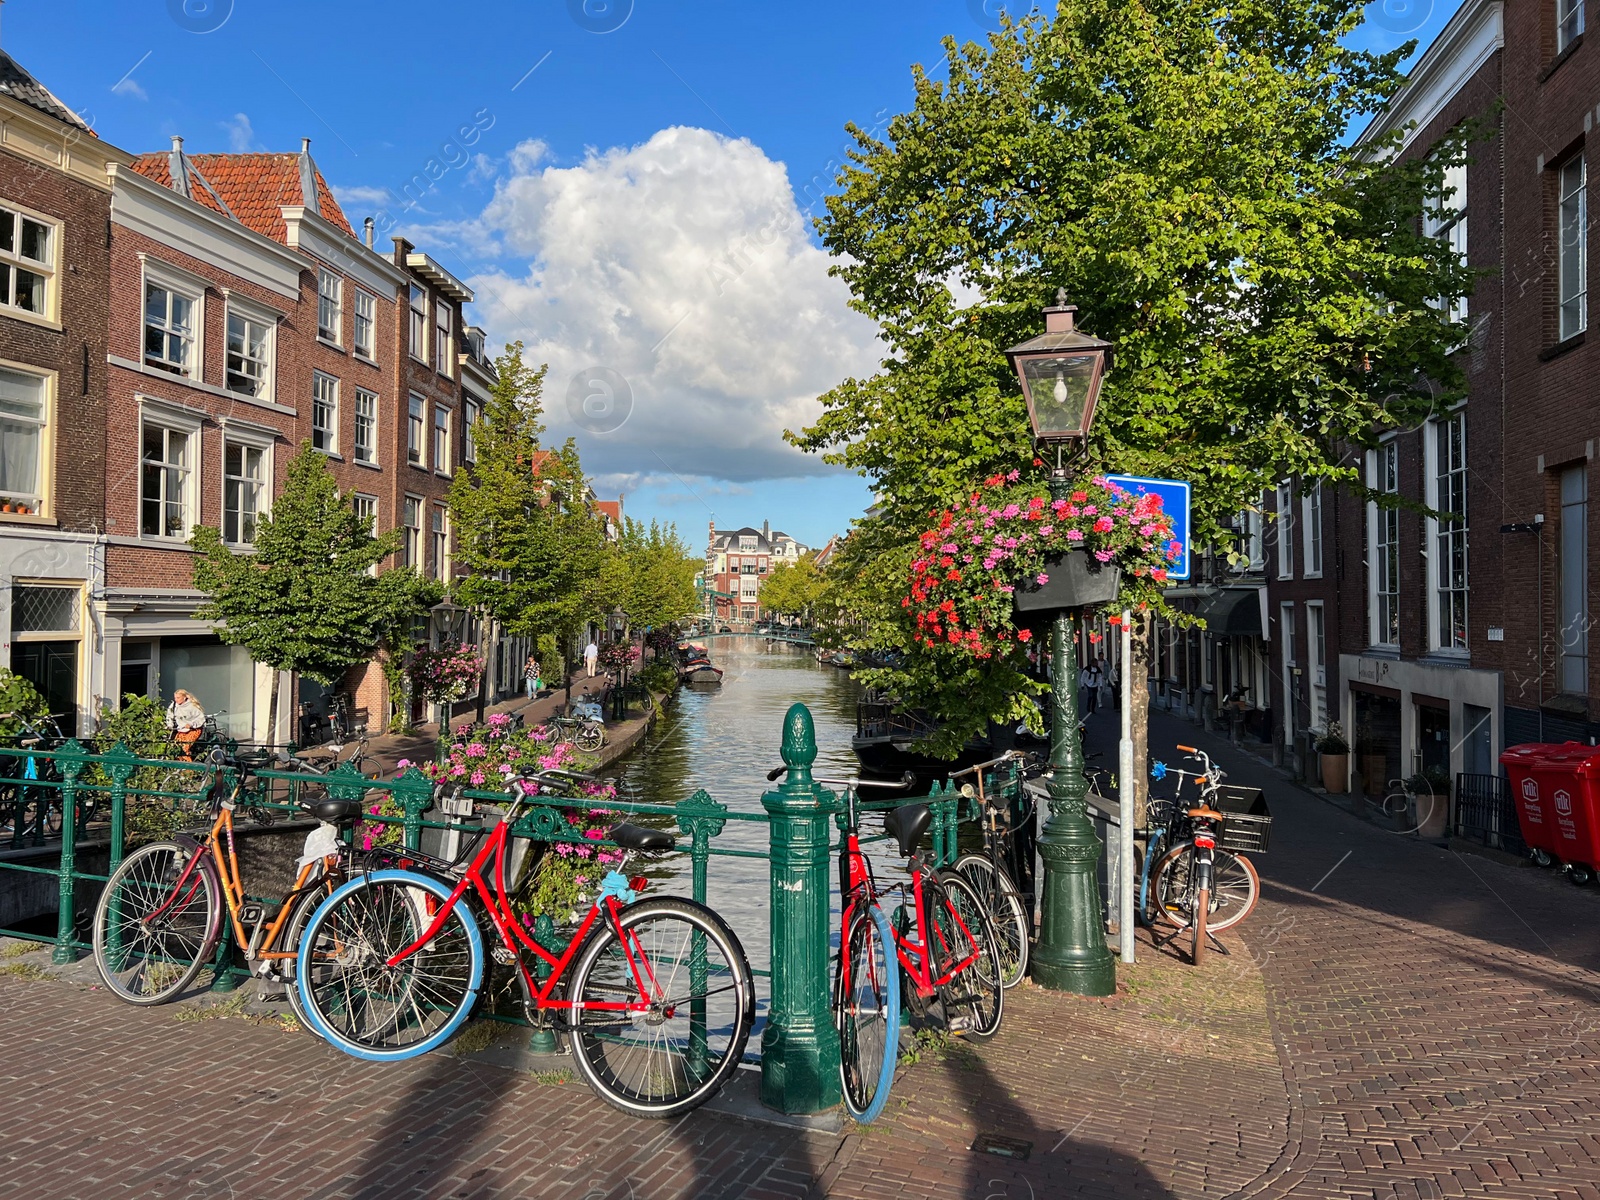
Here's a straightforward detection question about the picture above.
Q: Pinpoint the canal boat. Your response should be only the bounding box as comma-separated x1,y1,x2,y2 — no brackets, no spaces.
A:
676,642,724,686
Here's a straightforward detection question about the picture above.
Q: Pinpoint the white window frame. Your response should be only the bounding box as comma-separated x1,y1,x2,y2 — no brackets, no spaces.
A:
353,387,378,466
0,199,59,324
408,284,428,363
138,398,203,541
221,437,270,548
408,393,425,465
1275,483,1294,580
433,404,452,475
311,372,339,455
1307,601,1327,731
352,492,379,575
353,289,377,360
224,298,276,403
1425,410,1469,653
142,258,207,380
431,505,450,581
1425,154,1468,324
464,396,480,464
1367,442,1401,649
1302,481,1323,578
317,268,343,346
1559,0,1585,53
435,299,452,376
1280,601,1297,744
0,361,54,518
403,494,423,569
1560,154,1587,342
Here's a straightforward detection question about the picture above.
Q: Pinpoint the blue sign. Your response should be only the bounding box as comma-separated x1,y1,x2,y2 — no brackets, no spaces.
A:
1104,474,1192,582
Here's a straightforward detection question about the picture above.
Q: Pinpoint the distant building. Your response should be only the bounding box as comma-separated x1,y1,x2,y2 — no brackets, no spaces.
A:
705,520,808,624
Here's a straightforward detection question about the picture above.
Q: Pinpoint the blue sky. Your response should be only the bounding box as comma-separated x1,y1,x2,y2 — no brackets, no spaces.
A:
10,0,1459,549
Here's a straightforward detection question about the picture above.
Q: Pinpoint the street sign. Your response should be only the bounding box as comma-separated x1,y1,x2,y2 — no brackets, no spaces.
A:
1104,474,1191,581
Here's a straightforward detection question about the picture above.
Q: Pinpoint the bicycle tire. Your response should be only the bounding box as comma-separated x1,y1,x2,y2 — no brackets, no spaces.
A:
295,869,484,1061
931,869,1004,1041
574,724,604,754
1150,844,1260,932
837,902,900,1123
280,871,340,1036
1192,886,1209,967
952,853,1030,988
567,896,754,1118
92,841,222,1005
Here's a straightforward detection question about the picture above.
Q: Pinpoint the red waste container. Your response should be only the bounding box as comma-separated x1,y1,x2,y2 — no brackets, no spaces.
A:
1498,742,1600,877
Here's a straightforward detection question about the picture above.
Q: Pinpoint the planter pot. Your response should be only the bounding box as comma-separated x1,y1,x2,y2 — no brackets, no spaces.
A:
1013,552,1121,629
1319,752,1349,794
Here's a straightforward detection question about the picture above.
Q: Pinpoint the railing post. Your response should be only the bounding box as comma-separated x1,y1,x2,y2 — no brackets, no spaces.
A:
51,740,86,964
760,702,841,1114
391,767,434,851
676,789,730,1077
101,743,136,872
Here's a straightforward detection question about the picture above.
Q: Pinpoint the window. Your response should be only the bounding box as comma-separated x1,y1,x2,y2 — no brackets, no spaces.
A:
140,422,193,537
225,309,273,400
1234,506,1264,572
1426,156,1467,323
1559,465,1588,693
352,493,378,575
409,284,428,362
1302,482,1323,577
354,388,377,464
430,506,449,580
1307,602,1327,730
0,366,48,514
1275,484,1294,579
464,397,479,463
311,373,339,453
1560,155,1587,342
318,269,342,344
433,405,451,473
403,496,423,568
408,394,425,465
353,290,376,359
0,205,54,317
1430,412,1469,651
223,442,266,546
435,300,452,373
740,536,757,552
1369,442,1400,647
1559,0,1584,52
1280,602,1296,743
144,283,195,376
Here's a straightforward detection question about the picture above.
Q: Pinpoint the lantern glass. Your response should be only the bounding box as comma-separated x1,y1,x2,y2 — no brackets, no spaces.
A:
1018,352,1100,440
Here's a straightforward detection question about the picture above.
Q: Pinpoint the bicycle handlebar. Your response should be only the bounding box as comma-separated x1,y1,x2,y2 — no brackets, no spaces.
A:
948,750,1027,780
816,773,916,791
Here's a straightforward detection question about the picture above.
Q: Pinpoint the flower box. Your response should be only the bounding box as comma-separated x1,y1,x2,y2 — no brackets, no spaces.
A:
1013,551,1122,626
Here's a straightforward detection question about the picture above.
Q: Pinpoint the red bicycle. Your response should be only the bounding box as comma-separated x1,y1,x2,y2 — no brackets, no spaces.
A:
295,767,756,1118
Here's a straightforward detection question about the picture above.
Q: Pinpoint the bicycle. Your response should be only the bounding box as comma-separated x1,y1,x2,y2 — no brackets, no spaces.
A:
0,713,70,844
950,751,1035,989
91,748,362,1022
543,711,605,754
1144,746,1266,965
294,767,756,1118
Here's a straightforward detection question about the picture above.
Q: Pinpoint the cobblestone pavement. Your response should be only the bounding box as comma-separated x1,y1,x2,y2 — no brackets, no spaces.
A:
0,707,1596,1199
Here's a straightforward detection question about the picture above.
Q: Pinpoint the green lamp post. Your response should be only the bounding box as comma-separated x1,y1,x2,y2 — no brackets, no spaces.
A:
1004,291,1117,997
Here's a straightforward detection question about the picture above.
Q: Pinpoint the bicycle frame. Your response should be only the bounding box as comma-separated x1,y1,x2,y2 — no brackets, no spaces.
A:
384,786,659,1021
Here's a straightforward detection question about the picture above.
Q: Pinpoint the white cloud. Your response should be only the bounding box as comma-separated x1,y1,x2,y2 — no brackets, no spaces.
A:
332,183,393,210
222,113,260,153
457,127,881,482
111,77,147,101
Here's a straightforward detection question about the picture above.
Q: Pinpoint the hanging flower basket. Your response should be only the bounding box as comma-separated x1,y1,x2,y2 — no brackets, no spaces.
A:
1012,551,1122,627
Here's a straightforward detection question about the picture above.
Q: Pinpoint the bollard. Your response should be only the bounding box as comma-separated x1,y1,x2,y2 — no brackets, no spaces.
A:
760,702,841,1114
51,741,86,964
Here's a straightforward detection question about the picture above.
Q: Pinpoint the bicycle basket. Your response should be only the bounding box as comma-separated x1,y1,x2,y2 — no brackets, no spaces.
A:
1214,785,1271,853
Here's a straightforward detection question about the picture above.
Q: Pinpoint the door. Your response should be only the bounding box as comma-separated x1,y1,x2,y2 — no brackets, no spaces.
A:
11,640,78,737
1462,704,1492,777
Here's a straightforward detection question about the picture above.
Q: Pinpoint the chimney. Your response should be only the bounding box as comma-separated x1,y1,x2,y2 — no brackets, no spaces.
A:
762,519,770,542
298,138,320,217
363,216,374,248
167,136,192,200
301,137,312,154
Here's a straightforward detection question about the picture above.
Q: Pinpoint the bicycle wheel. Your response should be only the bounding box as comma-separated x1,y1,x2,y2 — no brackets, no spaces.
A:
280,870,341,1035
953,853,1030,988
567,896,754,1118
931,870,1003,1041
295,869,484,1061
1192,885,1209,966
838,902,900,1123
574,723,604,754
92,841,221,1004
1151,844,1260,932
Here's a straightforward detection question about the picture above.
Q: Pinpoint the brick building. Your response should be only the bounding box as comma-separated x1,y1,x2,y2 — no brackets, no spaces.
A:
705,521,807,624
0,51,132,736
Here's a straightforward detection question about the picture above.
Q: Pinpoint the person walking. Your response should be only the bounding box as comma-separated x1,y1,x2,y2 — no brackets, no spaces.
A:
167,688,206,760
523,653,542,699
1078,659,1103,717
584,639,600,678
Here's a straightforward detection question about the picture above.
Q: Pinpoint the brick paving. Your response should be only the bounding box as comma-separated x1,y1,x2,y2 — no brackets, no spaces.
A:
0,707,1596,1198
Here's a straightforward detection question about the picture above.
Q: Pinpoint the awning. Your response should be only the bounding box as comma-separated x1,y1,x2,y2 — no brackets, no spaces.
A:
1195,587,1263,638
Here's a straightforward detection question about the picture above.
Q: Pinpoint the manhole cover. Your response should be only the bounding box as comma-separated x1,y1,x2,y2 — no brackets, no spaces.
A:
970,1133,1032,1161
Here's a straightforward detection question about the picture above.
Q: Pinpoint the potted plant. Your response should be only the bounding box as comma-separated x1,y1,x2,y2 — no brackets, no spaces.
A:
1315,721,1351,794
0,498,13,513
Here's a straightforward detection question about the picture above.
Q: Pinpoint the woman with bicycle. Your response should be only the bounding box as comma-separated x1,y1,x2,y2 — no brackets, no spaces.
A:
167,689,206,760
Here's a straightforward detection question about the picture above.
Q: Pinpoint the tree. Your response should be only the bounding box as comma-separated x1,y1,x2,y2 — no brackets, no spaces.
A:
759,554,825,621
599,518,702,632
789,2,1474,750
192,444,435,739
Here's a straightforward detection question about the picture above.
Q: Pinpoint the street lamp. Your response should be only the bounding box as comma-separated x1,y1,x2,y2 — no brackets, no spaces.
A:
1003,291,1117,997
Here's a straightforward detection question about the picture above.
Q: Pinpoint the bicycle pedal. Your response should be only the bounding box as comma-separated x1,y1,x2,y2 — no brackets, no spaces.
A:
239,903,265,926
491,946,515,966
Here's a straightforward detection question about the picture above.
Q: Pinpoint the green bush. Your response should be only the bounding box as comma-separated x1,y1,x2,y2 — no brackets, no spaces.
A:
89,696,191,846
637,658,678,696
0,670,48,741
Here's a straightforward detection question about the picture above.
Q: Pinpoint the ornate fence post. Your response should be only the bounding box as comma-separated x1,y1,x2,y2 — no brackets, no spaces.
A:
391,767,434,851
760,703,840,1114
101,743,137,872
51,740,87,964
677,789,730,1076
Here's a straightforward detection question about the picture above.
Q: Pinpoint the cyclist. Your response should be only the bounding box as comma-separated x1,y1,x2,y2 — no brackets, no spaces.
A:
167,688,206,760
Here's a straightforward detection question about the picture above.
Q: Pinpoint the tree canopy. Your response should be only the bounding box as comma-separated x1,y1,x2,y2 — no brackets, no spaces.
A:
758,554,826,619
598,518,702,631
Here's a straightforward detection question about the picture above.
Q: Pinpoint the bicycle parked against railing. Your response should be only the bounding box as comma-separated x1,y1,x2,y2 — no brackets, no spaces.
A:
542,711,605,754
0,712,71,843
294,766,755,1118
91,748,361,1021
950,751,1036,990
1143,746,1266,965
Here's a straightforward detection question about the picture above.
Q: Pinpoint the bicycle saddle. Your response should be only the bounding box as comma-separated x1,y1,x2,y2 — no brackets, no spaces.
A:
302,797,364,824
609,822,675,852
884,802,932,857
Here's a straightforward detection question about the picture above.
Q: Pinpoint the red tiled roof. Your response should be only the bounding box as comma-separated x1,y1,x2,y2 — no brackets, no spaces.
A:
528,450,555,476
595,500,621,523
129,152,356,244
